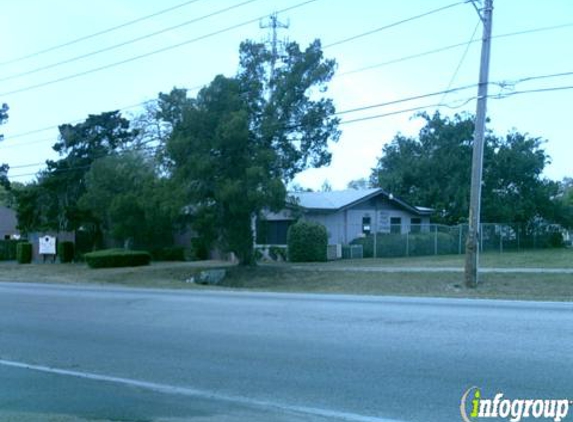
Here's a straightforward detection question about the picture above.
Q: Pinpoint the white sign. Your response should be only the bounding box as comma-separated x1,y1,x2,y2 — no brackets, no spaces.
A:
39,236,56,255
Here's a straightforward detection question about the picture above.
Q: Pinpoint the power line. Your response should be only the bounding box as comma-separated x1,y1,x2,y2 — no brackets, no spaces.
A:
337,21,573,78
0,0,260,84
0,0,318,98
439,19,481,104
0,0,205,67
8,81,573,176
323,1,467,49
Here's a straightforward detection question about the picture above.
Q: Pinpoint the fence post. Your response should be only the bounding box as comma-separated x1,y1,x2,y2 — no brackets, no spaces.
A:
458,225,463,255
434,224,438,255
406,231,409,257
499,226,503,254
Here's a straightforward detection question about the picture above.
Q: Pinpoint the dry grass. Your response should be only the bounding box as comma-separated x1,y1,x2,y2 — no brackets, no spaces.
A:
223,265,573,301
1,250,572,301
311,248,573,269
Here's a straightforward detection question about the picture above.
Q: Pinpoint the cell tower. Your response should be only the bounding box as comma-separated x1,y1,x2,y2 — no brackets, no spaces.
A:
260,13,290,76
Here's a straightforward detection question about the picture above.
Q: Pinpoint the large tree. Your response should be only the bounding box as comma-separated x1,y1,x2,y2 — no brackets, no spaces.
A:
370,112,558,226
165,39,339,265
15,111,138,240
78,152,179,249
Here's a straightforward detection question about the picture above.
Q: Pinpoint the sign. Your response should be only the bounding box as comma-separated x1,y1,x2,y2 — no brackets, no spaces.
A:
39,236,56,255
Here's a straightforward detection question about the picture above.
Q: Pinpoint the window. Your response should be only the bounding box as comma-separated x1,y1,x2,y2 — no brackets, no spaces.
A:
256,220,292,245
390,217,401,234
411,217,422,233
362,216,371,235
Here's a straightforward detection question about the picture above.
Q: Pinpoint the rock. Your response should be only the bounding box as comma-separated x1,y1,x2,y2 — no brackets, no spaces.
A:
193,269,227,286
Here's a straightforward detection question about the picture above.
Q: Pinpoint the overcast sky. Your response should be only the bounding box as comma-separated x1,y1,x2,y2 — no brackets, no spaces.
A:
0,0,571,190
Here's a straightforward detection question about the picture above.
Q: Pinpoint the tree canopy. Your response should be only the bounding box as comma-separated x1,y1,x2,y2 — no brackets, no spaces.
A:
163,39,339,264
370,112,559,227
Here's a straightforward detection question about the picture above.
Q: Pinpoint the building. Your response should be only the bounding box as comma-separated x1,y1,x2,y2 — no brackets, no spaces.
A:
257,188,433,246
0,206,19,240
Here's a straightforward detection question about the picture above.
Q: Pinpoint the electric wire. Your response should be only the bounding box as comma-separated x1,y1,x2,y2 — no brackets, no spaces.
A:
0,0,205,66
0,0,260,84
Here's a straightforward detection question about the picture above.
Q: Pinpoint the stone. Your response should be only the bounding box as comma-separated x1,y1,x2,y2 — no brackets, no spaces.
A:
193,269,227,286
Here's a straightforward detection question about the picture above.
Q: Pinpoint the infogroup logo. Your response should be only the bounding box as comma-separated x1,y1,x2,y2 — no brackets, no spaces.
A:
460,387,571,422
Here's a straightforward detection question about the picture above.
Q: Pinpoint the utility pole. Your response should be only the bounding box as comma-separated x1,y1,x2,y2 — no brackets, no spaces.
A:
465,0,493,288
260,13,289,77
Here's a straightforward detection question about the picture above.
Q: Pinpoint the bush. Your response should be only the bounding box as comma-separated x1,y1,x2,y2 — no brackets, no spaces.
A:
58,241,75,263
16,242,33,264
0,239,19,261
84,248,151,269
151,246,186,261
287,220,327,262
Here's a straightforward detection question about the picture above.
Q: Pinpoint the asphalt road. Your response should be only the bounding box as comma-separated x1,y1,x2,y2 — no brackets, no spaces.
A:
0,282,572,421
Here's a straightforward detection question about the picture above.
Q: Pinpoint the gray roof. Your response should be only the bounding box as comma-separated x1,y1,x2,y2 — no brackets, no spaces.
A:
290,188,381,210
288,188,432,216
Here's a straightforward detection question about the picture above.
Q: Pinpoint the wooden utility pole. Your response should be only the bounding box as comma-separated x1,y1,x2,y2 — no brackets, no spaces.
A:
465,0,493,288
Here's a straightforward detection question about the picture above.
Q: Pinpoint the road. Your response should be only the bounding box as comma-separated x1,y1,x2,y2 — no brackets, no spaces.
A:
0,282,572,421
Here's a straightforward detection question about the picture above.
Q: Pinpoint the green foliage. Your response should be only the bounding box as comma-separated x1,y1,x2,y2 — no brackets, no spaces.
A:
269,246,287,261
287,220,327,262
370,112,558,226
163,38,338,266
150,246,185,261
16,242,32,264
78,152,179,250
350,232,459,258
0,239,18,261
57,241,75,263
84,248,151,269
14,111,138,240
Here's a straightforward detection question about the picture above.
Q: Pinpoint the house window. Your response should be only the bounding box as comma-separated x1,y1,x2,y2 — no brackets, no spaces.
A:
390,217,401,234
256,220,292,245
411,217,422,233
362,216,371,235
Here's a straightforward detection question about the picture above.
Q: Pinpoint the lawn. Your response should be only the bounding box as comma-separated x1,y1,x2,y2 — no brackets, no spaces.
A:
308,248,573,268
0,248,571,301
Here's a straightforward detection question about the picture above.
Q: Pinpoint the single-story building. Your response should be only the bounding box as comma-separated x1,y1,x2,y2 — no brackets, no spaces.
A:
0,205,19,240
257,188,433,246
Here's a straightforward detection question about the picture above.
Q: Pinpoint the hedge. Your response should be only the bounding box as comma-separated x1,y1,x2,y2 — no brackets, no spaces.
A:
16,242,33,264
84,248,151,269
58,241,75,263
0,240,19,261
287,220,327,262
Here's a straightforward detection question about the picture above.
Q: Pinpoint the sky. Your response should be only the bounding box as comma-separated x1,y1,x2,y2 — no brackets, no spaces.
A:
0,0,571,190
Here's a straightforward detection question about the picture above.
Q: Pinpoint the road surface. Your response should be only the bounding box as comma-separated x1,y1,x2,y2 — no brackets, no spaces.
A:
0,282,572,421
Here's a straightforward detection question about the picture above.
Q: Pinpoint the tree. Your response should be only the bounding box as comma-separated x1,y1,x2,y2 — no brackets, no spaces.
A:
165,38,339,265
370,112,557,226
78,152,179,249
347,178,369,190
14,111,138,243
555,178,573,229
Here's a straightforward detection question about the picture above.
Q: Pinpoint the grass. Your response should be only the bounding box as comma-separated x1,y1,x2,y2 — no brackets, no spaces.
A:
309,248,573,268
0,261,231,289
0,248,571,301
223,265,573,301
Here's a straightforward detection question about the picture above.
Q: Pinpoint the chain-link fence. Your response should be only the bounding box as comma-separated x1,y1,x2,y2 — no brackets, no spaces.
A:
339,223,565,259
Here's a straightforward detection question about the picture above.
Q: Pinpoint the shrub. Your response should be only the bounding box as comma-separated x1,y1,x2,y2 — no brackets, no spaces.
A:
269,246,287,261
16,242,33,264
151,246,186,261
287,220,327,262
84,248,151,269
0,239,19,261
58,241,75,263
